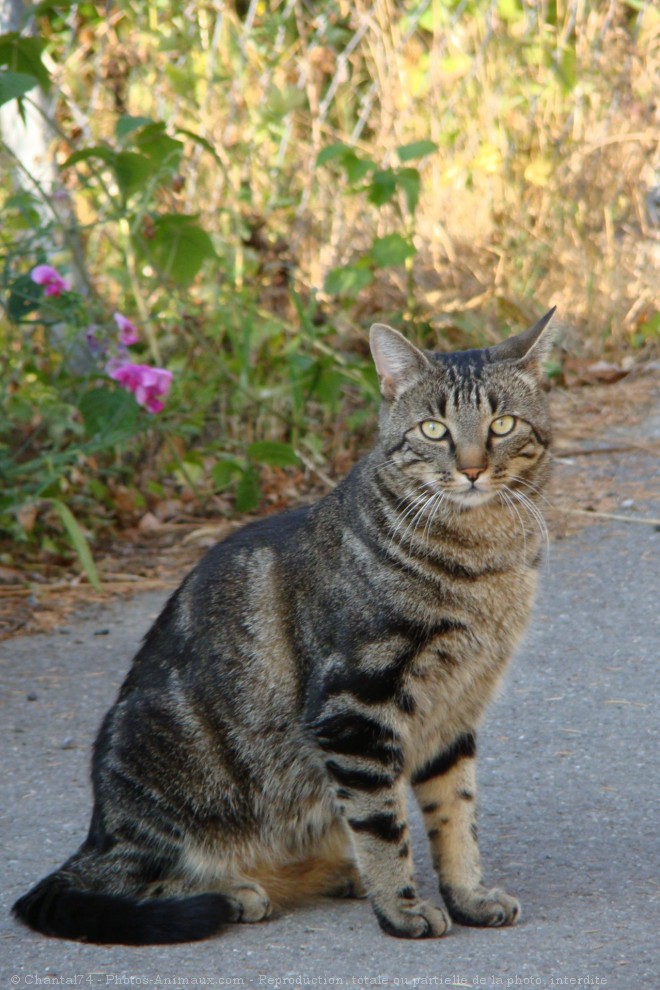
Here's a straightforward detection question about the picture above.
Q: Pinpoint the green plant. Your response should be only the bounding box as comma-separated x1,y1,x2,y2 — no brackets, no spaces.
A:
1,0,658,585
318,139,436,310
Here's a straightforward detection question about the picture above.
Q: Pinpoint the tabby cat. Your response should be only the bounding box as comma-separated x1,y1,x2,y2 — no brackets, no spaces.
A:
13,309,556,944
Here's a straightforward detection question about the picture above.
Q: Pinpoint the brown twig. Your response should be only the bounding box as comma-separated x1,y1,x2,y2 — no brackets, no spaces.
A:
566,508,660,526
555,442,660,457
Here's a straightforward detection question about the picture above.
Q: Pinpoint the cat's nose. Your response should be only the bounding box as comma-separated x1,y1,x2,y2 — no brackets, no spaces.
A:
460,465,487,482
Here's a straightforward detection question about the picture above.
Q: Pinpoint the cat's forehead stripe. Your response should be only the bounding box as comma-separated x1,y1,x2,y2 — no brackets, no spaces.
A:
438,369,487,412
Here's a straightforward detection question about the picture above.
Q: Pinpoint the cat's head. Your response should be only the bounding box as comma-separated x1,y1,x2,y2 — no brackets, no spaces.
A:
369,309,556,509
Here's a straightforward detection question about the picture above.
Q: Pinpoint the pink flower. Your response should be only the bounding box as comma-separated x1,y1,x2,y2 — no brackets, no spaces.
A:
113,312,139,346
30,264,71,297
106,360,173,414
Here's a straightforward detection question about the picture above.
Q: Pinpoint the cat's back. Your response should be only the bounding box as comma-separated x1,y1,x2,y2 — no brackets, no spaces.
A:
95,500,338,813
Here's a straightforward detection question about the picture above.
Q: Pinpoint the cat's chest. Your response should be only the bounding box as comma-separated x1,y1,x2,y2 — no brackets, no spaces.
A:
399,567,537,760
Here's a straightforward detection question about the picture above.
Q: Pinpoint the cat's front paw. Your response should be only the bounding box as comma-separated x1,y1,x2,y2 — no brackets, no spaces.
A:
442,884,520,927
373,898,451,939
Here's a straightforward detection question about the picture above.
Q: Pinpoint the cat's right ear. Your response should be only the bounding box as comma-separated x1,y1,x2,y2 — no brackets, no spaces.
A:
370,324,431,401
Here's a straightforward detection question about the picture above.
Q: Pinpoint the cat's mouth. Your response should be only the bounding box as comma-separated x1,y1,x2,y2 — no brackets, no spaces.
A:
445,483,496,508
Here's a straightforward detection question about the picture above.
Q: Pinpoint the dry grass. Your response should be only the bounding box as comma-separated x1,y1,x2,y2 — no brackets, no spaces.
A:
48,0,660,352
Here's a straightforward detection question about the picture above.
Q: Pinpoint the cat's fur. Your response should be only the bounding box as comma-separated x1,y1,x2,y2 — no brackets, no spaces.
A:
13,309,556,944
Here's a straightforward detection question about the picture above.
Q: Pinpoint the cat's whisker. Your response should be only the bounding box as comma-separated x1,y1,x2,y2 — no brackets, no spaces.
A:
421,492,443,546
509,489,550,561
387,489,434,550
501,485,549,561
508,474,554,509
397,490,438,549
377,477,431,535
498,488,527,558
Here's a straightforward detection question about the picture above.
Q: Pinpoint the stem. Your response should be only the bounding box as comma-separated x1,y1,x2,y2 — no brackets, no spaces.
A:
1,139,94,298
163,434,199,496
118,216,162,364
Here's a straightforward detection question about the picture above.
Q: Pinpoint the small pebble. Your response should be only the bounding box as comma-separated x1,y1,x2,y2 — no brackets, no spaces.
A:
26,692,38,701
61,737,76,749
94,628,110,636
620,499,634,509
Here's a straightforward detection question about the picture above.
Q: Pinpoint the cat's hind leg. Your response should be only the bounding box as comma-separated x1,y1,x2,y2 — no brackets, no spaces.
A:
324,860,367,899
209,880,272,922
413,731,521,927
241,822,365,909
178,844,272,922
146,873,272,923
303,821,367,899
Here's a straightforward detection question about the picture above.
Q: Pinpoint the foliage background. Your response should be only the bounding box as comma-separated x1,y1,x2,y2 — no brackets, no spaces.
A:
1,0,658,583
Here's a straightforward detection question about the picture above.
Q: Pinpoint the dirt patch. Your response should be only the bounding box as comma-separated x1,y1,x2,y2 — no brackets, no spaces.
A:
548,367,660,537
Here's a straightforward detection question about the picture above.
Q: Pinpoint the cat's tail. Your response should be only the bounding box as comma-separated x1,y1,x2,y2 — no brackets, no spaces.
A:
12,872,237,945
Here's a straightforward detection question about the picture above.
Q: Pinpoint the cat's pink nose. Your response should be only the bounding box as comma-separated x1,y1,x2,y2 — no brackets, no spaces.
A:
461,466,486,482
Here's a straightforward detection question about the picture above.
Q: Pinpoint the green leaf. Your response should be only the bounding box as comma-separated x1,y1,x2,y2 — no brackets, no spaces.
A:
177,127,223,164
7,273,42,321
397,140,437,163
0,69,39,106
139,214,217,285
116,115,154,141
47,499,102,591
247,441,300,467
132,123,184,170
0,34,50,92
79,387,139,445
114,151,154,198
316,143,374,183
311,367,345,407
396,168,421,214
370,233,416,268
343,155,374,184
556,44,577,93
235,466,261,513
324,264,374,299
212,458,243,491
316,143,352,166
61,146,117,169
367,169,398,206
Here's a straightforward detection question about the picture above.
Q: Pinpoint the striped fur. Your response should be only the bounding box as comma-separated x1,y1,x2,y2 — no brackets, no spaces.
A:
13,311,556,943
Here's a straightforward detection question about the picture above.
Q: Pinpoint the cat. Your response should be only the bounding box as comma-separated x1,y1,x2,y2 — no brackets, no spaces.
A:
13,308,556,944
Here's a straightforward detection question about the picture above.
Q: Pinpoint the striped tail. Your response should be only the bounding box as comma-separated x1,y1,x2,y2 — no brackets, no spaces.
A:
13,873,237,945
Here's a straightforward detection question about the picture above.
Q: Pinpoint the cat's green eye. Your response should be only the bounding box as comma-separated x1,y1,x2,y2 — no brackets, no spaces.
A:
490,415,516,436
420,420,448,441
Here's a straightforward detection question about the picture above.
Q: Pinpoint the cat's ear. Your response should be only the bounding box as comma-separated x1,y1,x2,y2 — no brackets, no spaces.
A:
370,324,431,401
488,307,557,374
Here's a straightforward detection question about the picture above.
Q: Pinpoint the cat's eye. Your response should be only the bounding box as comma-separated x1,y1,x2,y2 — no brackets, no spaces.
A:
490,415,516,436
420,420,448,440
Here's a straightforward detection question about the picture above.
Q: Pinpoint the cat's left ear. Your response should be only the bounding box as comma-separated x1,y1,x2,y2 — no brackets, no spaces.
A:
488,307,557,377
370,323,431,401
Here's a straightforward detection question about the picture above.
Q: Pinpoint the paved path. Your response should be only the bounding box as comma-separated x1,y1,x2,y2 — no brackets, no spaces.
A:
1,519,658,990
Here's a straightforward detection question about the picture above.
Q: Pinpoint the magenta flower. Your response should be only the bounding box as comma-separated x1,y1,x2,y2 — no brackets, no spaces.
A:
30,264,71,297
106,360,173,414
113,312,139,346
